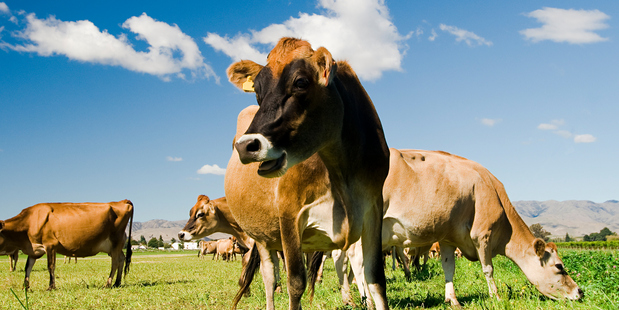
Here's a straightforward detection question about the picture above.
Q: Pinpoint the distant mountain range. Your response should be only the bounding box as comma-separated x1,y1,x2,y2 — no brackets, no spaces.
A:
131,219,230,243
513,200,619,237
132,200,618,242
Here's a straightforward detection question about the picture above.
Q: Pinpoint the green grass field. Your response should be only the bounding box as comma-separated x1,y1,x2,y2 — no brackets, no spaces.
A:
1,249,617,309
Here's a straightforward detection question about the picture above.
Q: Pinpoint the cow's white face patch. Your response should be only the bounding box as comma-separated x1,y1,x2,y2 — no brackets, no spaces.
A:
179,230,193,241
236,133,290,178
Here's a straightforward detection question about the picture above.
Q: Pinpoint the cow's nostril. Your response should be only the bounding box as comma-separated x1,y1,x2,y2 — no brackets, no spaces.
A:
246,138,261,152
178,232,185,239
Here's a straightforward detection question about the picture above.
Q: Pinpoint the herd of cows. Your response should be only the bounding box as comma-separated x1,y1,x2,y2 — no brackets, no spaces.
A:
1,38,584,309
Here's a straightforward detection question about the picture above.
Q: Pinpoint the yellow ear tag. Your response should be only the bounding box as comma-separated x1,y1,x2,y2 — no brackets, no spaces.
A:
242,75,255,92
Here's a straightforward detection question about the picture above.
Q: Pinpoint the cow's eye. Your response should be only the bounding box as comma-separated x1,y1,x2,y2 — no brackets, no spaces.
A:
294,77,309,90
555,263,564,271
196,212,205,219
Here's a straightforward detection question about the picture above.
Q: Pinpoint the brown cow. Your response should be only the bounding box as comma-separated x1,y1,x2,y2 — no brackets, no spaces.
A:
178,195,267,294
216,238,235,262
198,240,217,259
227,37,390,310
341,149,583,305
0,200,133,290
225,38,389,309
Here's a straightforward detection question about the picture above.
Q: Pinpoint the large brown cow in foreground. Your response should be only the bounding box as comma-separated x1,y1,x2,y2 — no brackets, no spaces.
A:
0,200,134,290
340,149,583,306
226,37,390,310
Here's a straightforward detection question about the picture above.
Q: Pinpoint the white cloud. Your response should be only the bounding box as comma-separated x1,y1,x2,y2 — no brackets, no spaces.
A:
0,2,9,14
520,7,610,44
428,29,438,41
204,0,409,81
439,24,492,47
1,13,217,81
197,164,226,175
537,119,565,130
574,134,596,143
537,119,596,143
166,156,183,162
480,118,501,127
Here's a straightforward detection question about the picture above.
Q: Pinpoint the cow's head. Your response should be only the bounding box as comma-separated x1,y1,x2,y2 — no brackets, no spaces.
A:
526,238,583,300
178,195,219,241
227,37,341,178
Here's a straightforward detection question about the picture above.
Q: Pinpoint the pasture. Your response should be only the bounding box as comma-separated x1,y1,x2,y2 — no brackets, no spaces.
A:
1,249,617,309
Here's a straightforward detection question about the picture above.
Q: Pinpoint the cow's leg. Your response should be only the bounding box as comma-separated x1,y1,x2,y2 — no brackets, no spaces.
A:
348,242,373,309
440,243,460,307
395,247,411,280
113,248,126,287
256,243,278,310
333,249,354,305
46,249,57,290
361,200,389,310
9,251,18,272
316,253,326,283
279,216,305,310
24,256,37,290
476,237,499,299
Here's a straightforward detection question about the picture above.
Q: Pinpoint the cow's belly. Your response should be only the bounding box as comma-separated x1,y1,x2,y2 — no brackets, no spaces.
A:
300,195,345,251
382,198,472,248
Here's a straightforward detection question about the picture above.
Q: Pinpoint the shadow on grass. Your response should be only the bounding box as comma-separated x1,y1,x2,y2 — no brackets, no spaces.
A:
131,279,195,287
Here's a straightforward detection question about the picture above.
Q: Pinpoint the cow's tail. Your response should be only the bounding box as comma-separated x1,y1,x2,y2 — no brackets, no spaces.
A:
307,251,325,303
232,241,260,309
124,203,134,278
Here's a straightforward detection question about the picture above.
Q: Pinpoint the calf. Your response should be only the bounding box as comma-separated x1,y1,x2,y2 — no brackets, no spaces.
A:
0,200,133,290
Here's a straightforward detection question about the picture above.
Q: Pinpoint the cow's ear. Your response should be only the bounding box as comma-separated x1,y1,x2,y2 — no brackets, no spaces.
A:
533,238,546,258
227,60,264,93
546,242,558,252
198,195,210,203
312,47,336,87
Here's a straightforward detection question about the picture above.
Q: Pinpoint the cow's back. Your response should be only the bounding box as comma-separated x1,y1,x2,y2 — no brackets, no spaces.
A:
382,149,508,258
36,201,132,256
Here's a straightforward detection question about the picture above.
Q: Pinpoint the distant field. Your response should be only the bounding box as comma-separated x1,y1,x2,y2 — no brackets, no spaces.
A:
1,249,617,309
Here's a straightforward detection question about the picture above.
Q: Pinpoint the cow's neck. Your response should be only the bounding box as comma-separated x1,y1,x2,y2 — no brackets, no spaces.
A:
502,204,538,269
316,67,389,247
215,201,252,247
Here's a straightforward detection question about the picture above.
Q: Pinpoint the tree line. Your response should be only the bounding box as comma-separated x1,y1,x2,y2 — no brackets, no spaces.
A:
529,223,618,242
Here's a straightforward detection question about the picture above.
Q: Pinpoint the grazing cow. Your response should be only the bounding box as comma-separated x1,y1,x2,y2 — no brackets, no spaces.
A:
341,149,583,306
226,37,390,310
2,250,19,272
217,239,235,262
198,240,218,259
0,200,134,290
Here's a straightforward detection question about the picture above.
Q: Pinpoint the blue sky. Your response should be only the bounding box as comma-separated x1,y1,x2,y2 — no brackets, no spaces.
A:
1,0,617,222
